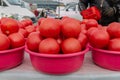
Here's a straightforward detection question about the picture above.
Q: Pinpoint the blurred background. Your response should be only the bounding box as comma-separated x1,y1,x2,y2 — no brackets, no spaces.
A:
0,0,83,22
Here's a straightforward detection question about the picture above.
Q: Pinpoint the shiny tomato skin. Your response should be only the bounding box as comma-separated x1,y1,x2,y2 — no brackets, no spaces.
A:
27,32,42,52
88,29,110,49
78,33,88,50
108,38,120,51
86,19,98,30
107,22,120,38
39,18,61,38
61,20,81,38
8,33,25,48
39,38,60,54
0,33,10,50
61,38,81,54
1,18,19,35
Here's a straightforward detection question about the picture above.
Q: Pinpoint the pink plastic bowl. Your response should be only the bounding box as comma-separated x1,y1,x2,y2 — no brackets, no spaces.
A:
0,46,24,71
25,46,89,75
89,44,120,70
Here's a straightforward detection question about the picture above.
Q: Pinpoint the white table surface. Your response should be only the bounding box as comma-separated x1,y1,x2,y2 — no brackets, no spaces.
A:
1,51,120,80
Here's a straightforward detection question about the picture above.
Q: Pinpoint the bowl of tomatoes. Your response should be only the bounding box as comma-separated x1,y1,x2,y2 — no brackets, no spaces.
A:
87,22,120,70
25,44,89,75
0,18,26,71
25,18,89,74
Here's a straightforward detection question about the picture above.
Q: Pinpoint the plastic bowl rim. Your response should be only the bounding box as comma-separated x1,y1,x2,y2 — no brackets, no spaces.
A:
89,44,120,55
25,45,89,58
0,46,25,54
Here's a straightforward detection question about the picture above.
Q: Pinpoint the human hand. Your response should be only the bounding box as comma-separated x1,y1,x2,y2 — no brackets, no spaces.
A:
102,7,116,17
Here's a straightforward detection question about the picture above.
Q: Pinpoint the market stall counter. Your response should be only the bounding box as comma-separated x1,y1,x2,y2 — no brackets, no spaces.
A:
0,51,120,80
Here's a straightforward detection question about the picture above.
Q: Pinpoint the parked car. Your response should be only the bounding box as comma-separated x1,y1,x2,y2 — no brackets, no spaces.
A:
0,0,36,22
56,2,83,21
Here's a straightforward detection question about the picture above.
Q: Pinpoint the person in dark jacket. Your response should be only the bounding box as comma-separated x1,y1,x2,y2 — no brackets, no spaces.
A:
78,0,120,26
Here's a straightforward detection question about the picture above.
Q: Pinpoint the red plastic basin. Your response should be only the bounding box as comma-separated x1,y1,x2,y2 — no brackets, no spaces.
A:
89,44,120,70
0,46,24,71
25,45,89,75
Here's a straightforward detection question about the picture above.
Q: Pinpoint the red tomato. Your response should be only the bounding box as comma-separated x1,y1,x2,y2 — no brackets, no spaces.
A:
17,21,25,28
8,33,25,48
86,19,98,30
20,20,28,28
39,38,60,54
38,18,46,25
25,19,33,25
18,28,28,38
39,18,61,38
108,38,120,51
87,27,98,37
80,24,87,34
81,19,89,24
78,33,88,49
61,16,69,21
61,38,81,54
88,29,110,49
62,17,80,24
25,25,36,34
1,18,19,35
27,32,42,52
0,34,10,50
62,20,81,38
107,22,120,38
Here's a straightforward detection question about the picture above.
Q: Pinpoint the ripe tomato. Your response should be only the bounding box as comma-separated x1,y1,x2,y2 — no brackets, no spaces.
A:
80,24,87,34
62,17,80,24
78,33,88,50
8,33,25,48
86,19,98,30
18,28,28,38
39,18,61,38
25,25,36,34
61,38,81,54
38,18,46,25
87,27,98,37
20,20,28,28
81,19,88,24
1,18,19,35
88,29,110,49
25,19,33,25
0,33,10,50
108,38,120,51
61,19,81,38
107,22,120,38
39,38,60,54
27,32,42,52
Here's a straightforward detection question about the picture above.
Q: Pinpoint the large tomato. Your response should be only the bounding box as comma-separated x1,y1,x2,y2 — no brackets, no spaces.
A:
27,32,42,52
87,27,98,37
38,18,46,25
80,24,87,34
61,38,81,54
61,19,81,38
39,18,61,38
62,17,80,25
0,33,10,50
8,33,25,48
39,38,60,54
86,19,98,30
108,38,120,51
81,19,89,24
18,28,28,38
88,29,110,49
25,25,36,34
78,33,88,50
107,22,120,38
0,18,19,35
